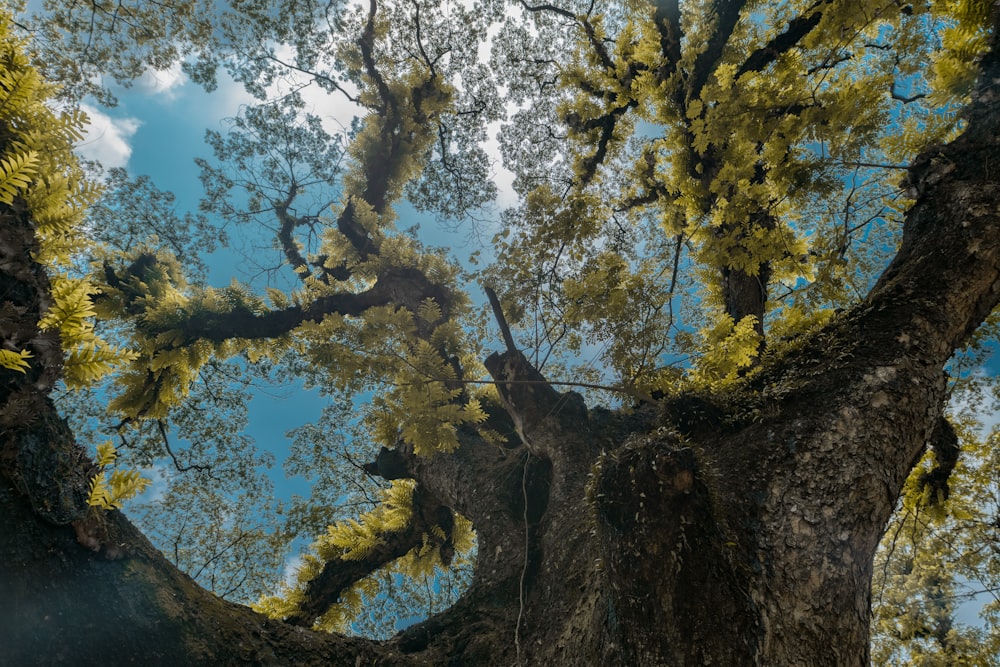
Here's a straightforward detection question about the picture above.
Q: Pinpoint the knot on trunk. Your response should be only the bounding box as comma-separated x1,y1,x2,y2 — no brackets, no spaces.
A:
363,444,411,480
590,429,700,536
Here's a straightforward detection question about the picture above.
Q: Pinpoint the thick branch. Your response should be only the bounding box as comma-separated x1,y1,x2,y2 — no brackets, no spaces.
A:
365,412,523,527
719,209,777,340
1,477,387,665
573,101,638,185
653,29,1000,663
162,266,451,345
0,202,392,663
484,350,570,448
735,1,827,78
687,0,747,101
865,44,1000,365
358,422,550,637
354,2,447,217
287,485,454,628
579,11,615,72
358,0,393,117
484,285,518,354
650,0,682,69
746,31,1000,441
518,1,575,21
174,289,380,342
483,350,594,483
331,198,379,270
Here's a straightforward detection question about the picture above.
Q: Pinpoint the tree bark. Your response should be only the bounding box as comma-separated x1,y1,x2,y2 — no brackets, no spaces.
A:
3,11,1000,667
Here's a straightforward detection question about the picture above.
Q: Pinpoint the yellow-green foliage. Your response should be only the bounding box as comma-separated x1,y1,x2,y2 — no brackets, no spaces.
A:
0,14,146,505
320,480,418,562
94,252,285,419
873,410,1000,662
40,274,137,387
0,14,135,387
493,0,981,389
0,348,32,373
928,0,993,102
86,442,151,510
688,314,763,389
561,250,677,393
373,328,490,456
312,517,475,634
94,200,477,455
345,66,454,200
0,150,37,203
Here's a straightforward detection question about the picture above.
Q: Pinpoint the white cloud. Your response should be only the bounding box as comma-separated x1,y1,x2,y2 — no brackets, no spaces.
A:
485,119,518,207
76,103,141,168
269,43,363,134
134,62,186,99
136,463,172,504
201,71,259,123
282,553,305,587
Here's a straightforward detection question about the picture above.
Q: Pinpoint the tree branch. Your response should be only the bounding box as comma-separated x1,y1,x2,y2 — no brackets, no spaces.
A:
483,350,591,466
358,0,393,116
687,0,747,101
485,285,517,354
2,478,387,664
155,419,216,478
331,197,379,268
287,484,455,627
743,6,1000,501
572,101,638,185
736,0,828,78
274,184,315,283
518,1,575,21
165,266,451,344
650,0,683,69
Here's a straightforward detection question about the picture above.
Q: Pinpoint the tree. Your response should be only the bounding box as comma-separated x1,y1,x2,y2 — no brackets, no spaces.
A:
3,0,1000,664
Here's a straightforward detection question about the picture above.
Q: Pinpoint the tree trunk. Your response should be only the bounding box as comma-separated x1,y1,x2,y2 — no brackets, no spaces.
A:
4,12,1000,667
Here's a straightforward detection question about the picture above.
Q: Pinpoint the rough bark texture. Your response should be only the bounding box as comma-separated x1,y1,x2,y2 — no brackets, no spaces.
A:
3,11,1000,667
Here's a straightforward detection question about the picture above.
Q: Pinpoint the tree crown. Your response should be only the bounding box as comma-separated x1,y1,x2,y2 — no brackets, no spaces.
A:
7,0,1000,656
